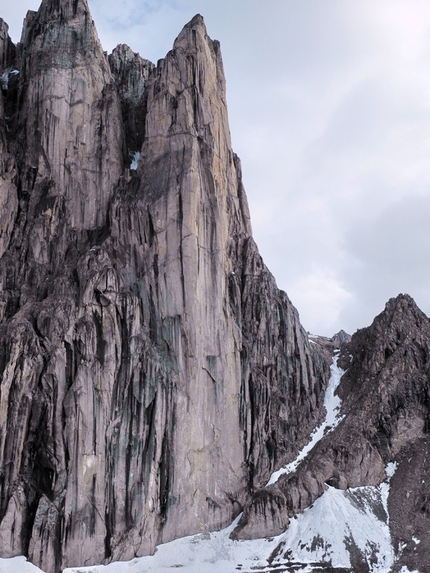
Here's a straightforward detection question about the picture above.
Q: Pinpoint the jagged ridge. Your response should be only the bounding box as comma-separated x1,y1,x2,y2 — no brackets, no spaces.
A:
234,294,430,572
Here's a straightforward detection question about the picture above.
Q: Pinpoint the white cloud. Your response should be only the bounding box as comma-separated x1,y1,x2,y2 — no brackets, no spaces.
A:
287,268,353,335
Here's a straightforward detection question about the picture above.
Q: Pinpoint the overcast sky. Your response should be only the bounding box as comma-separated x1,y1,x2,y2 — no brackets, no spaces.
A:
3,0,430,336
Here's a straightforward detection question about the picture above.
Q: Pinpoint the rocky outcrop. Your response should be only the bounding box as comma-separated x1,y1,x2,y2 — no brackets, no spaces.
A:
233,293,430,570
0,18,15,70
331,328,351,349
16,0,124,231
0,4,330,572
0,19,18,262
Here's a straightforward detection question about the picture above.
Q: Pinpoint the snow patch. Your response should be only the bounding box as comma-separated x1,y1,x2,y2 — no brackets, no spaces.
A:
267,352,345,486
385,461,398,480
0,556,45,573
0,68,19,91
270,485,394,571
268,461,398,571
129,151,140,170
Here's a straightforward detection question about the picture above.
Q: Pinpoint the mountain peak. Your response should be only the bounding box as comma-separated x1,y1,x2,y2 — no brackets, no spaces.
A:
38,0,91,20
371,292,429,338
27,0,98,52
173,13,213,52
187,13,205,28
384,292,422,316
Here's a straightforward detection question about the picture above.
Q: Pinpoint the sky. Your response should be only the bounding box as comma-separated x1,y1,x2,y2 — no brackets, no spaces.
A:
2,0,430,337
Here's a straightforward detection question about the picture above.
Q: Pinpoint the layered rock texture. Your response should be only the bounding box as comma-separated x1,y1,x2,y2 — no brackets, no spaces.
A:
0,2,330,571
2,2,430,573
234,294,430,572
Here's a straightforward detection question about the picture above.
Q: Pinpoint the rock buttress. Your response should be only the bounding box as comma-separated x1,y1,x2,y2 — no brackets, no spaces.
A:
0,6,329,572
16,0,124,231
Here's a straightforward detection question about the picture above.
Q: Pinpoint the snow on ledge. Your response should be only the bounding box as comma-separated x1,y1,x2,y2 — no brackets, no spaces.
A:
0,68,19,91
129,151,141,170
0,556,45,572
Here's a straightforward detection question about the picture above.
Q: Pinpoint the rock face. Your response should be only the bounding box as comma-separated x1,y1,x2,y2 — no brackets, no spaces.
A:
0,3,330,572
2,3,430,573
234,294,430,572
0,19,18,263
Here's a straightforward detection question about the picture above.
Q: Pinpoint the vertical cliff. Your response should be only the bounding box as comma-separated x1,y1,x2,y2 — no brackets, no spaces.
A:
0,3,329,572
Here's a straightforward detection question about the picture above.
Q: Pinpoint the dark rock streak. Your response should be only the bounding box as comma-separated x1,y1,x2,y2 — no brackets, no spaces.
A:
0,3,329,571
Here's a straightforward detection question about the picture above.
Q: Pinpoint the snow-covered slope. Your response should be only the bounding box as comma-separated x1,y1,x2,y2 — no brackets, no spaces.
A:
268,466,397,572
0,556,45,573
1,462,395,573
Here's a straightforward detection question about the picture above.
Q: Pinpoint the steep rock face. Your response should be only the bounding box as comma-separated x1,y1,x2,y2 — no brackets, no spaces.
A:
0,4,330,573
234,294,430,568
16,0,124,231
102,14,328,557
0,18,15,70
0,19,18,262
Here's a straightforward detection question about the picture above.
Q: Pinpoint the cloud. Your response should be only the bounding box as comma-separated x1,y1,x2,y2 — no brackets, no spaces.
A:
287,268,353,335
1,0,40,41
341,195,430,330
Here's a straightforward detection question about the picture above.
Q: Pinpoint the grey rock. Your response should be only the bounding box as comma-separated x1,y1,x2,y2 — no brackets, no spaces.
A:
331,328,351,349
108,44,154,158
0,5,329,572
0,18,15,70
16,0,124,231
233,293,430,571
0,19,18,261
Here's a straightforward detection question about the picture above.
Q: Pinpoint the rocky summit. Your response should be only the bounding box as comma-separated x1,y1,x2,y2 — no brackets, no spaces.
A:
0,2,429,573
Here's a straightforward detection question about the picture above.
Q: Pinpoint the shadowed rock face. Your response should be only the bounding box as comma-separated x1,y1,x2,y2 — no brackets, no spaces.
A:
108,44,154,157
0,19,18,262
0,4,329,571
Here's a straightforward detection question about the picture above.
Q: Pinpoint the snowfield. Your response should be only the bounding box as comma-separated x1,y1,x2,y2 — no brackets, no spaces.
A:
0,556,45,572
5,466,398,573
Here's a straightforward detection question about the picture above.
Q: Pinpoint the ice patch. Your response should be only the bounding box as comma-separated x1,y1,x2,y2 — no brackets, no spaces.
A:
267,352,345,486
0,68,19,91
129,151,140,170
